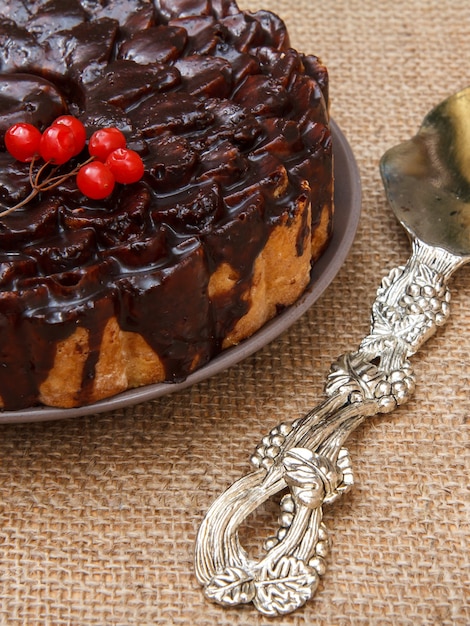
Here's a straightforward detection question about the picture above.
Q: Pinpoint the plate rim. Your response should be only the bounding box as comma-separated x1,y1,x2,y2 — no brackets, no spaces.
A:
0,119,361,424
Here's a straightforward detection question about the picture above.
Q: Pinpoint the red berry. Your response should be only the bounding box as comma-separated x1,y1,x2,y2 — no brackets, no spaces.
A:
53,115,86,155
88,127,126,162
4,123,42,162
105,148,144,184
40,124,76,165
77,161,115,199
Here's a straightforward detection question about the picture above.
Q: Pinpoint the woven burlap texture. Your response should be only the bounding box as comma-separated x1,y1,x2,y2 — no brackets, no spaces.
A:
1,1,469,624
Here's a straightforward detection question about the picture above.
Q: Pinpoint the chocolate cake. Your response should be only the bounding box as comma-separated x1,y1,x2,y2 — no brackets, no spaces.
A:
0,0,333,410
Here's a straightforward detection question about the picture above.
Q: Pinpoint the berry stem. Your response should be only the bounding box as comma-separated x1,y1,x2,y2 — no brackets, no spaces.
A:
32,157,55,189
37,156,95,191
0,187,40,217
0,159,39,217
0,156,96,218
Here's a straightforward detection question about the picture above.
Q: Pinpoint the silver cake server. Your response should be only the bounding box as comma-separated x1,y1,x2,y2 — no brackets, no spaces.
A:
194,87,470,616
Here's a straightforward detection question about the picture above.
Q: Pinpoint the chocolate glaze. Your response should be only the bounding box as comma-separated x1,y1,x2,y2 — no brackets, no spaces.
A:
0,0,332,409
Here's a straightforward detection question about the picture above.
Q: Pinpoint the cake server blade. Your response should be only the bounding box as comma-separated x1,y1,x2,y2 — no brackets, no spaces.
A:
194,87,470,616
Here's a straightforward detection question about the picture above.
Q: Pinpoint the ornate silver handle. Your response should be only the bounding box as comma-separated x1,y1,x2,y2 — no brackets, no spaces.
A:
195,238,465,616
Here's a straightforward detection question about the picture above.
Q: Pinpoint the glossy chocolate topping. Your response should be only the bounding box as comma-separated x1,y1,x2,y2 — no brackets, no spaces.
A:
0,0,331,409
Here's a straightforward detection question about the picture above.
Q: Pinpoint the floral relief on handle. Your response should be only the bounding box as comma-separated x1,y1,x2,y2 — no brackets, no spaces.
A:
195,240,460,616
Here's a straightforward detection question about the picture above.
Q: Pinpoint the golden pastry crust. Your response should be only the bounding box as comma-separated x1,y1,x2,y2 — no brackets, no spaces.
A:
38,327,90,408
223,191,313,348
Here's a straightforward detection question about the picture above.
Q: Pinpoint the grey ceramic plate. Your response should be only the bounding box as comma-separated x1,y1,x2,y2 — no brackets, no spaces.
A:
0,120,361,424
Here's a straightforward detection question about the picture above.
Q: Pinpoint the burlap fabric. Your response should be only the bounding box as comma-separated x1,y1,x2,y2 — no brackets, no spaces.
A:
1,1,469,624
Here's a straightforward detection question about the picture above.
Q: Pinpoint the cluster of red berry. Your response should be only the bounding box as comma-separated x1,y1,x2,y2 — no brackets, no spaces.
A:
2,115,144,215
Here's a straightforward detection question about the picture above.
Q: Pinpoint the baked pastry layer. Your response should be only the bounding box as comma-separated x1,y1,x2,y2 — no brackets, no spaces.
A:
0,0,333,409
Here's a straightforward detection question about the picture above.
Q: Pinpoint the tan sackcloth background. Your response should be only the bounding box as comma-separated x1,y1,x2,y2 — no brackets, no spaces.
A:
0,0,469,624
